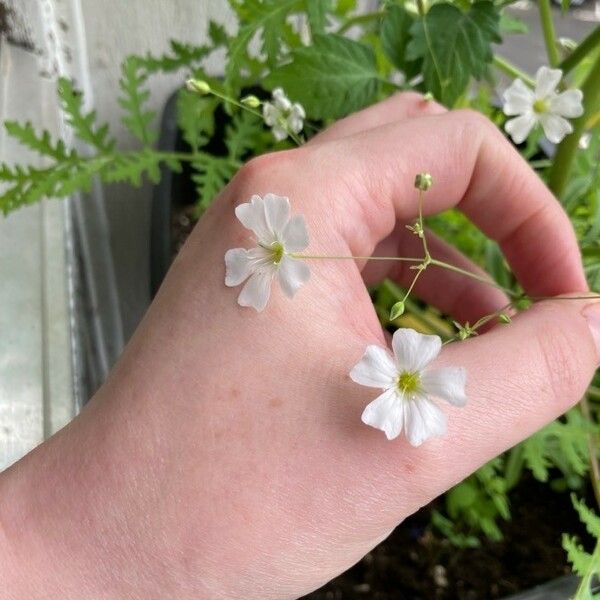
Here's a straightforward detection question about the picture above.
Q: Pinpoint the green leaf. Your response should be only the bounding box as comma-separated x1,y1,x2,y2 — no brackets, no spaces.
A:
499,12,529,34
381,4,416,73
4,121,73,161
58,78,115,152
406,1,502,105
305,0,331,35
225,111,263,160
176,90,216,152
192,156,237,209
135,40,210,74
266,34,380,119
571,495,600,538
227,0,303,86
208,21,230,47
118,57,157,146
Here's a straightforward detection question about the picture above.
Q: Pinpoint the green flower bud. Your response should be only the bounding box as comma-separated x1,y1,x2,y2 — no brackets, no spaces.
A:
390,301,405,320
498,313,511,324
423,92,434,101
414,172,433,191
241,95,261,108
186,78,211,95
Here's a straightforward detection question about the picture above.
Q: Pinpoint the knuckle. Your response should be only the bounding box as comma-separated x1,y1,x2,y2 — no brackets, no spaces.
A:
450,108,498,141
535,316,582,409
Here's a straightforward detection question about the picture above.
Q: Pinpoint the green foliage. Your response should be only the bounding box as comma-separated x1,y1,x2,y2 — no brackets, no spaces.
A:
381,4,416,75
266,34,380,119
176,90,217,152
225,111,263,160
4,121,73,162
58,78,114,152
563,496,600,600
119,57,158,145
135,40,211,74
191,155,237,210
406,1,502,105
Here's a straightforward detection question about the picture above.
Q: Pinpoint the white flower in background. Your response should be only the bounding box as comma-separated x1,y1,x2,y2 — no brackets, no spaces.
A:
262,88,305,142
503,66,583,144
225,194,310,312
350,329,467,446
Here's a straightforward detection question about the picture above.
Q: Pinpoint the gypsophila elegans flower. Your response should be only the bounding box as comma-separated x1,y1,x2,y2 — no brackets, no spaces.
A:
503,66,583,144
262,88,305,142
225,194,310,312
350,329,467,446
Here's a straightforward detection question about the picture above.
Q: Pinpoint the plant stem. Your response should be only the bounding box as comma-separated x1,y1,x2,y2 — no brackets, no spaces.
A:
560,25,600,75
295,254,422,262
538,0,560,67
493,56,536,87
429,258,518,296
580,392,600,510
548,54,600,196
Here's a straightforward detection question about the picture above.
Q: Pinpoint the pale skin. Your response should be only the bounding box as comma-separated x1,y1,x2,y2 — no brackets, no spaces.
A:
1,93,599,599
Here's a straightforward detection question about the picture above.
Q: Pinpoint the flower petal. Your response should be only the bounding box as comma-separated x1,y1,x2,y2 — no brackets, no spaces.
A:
235,195,274,242
282,214,309,253
405,396,447,447
262,102,278,127
272,125,288,141
549,89,584,118
350,345,398,389
277,256,310,298
224,248,254,287
392,328,441,372
272,87,292,112
502,79,534,116
263,193,290,235
534,66,562,98
421,367,467,407
361,388,405,440
505,113,537,144
237,269,274,312
539,113,573,143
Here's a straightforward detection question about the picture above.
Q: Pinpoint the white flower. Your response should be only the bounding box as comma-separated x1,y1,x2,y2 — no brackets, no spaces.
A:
350,329,467,446
225,194,310,312
503,66,583,144
262,88,305,142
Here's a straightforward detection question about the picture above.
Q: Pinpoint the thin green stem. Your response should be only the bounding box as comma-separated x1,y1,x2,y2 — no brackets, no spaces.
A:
205,87,263,120
560,25,600,75
429,258,518,296
293,254,422,262
493,55,536,88
548,54,600,196
580,392,600,510
538,0,560,67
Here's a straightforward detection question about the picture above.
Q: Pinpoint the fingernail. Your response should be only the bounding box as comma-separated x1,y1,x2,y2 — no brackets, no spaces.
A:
583,302,600,361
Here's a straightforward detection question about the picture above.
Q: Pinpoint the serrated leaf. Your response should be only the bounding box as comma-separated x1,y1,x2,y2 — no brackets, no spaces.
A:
266,34,380,119
4,121,74,161
58,78,115,152
225,111,263,160
192,156,237,209
227,0,303,87
209,21,229,47
381,4,416,73
118,57,157,146
136,40,210,74
406,1,502,105
176,90,216,152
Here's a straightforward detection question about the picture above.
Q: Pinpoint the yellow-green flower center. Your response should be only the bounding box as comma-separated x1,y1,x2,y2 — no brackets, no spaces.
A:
533,98,549,114
270,241,285,265
397,371,421,395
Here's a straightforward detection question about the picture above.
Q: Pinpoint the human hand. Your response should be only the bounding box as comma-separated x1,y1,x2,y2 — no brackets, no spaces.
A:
1,93,598,599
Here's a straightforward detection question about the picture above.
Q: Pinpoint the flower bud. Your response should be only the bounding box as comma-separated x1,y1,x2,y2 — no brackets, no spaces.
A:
498,313,511,324
241,95,261,108
186,78,211,95
390,301,405,320
414,172,433,191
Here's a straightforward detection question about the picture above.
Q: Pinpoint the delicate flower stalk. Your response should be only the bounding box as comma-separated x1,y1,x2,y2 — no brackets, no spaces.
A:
225,194,310,311
350,329,467,444
503,66,584,144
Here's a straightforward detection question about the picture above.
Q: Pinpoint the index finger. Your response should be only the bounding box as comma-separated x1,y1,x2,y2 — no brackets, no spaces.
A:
300,109,586,297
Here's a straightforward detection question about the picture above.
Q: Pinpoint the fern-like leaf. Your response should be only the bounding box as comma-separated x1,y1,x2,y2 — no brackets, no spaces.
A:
58,78,115,152
135,40,210,74
118,57,157,146
4,121,75,161
225,111,263,160
176,90,217,152
192,156,237,209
